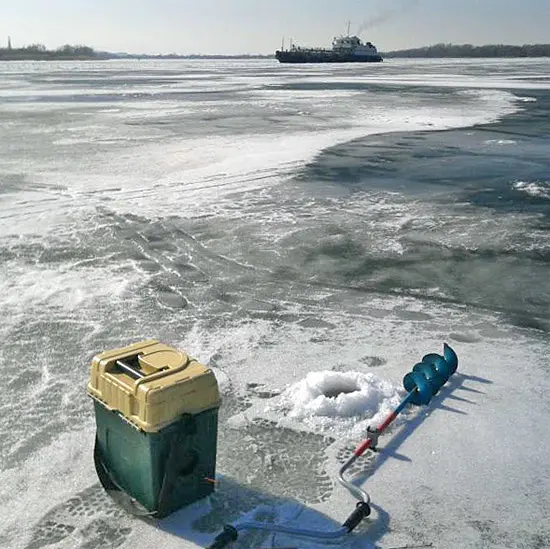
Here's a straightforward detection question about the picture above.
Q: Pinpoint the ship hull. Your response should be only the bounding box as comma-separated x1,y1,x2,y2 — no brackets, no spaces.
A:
275,50,383,63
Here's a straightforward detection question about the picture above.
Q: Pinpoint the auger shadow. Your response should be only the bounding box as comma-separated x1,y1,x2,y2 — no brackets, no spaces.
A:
378,371,489,466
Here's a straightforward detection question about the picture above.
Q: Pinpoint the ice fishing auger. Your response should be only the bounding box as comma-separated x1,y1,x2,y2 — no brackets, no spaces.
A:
207,343,459,549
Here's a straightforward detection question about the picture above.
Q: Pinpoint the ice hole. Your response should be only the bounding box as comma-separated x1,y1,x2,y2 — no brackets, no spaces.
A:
321,379,360,399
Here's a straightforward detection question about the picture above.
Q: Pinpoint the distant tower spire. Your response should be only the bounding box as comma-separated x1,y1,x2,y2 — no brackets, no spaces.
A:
7,36,12,50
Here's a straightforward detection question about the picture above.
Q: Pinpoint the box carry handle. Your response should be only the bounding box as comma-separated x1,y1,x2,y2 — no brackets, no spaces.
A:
115,357,146,379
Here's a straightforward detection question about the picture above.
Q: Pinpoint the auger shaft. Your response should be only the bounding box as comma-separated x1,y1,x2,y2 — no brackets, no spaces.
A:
353,390,417,458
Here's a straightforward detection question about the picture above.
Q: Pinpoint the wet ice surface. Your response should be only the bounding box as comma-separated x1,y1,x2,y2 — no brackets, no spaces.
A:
0,58,549,549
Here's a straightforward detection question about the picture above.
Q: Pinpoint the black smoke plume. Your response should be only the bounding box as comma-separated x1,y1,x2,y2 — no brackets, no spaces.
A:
356,0,420,35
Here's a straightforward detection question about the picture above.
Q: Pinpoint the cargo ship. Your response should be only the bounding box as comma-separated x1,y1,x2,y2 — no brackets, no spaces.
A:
275,33,383,64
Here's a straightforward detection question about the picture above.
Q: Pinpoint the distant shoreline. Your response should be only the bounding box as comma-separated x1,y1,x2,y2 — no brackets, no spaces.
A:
383,43,550,58
1,43,550,61
0,54,276,61
0,49,275,61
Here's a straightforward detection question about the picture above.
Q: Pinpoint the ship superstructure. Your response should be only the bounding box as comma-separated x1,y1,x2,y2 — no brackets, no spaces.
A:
275,32,383,64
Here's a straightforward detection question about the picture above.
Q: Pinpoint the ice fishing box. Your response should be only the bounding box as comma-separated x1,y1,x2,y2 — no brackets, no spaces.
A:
87,340,220,518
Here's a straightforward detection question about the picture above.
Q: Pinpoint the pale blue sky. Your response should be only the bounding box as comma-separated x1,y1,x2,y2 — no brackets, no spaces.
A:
1,0,549,54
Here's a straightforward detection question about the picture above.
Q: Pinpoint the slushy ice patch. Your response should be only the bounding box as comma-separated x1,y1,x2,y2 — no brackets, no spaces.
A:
513,180,550,200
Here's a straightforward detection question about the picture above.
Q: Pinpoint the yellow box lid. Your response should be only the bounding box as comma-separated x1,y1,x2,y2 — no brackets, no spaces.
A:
87,340,220,432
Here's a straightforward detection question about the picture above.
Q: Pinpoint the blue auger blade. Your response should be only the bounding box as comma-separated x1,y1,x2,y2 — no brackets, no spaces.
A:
443,343,458,374
412,361,442,395
403,344,459,406
403,368,432,405
422,353,452,385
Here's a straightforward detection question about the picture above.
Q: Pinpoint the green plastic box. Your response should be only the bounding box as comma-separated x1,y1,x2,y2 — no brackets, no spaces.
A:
88,340,220,518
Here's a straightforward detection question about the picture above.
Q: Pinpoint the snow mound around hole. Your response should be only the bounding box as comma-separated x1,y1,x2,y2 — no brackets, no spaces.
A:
279,371,403,420
229,371,405,438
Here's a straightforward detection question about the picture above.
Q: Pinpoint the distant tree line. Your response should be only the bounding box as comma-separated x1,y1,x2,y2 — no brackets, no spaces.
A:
383,43,550,58
115,53,273,59
0,44,274,60
0,44,108,60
